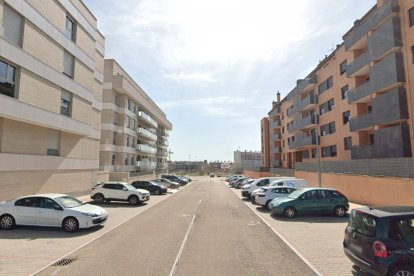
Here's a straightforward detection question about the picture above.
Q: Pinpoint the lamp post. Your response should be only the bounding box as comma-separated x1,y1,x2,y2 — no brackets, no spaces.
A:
315,123,322,188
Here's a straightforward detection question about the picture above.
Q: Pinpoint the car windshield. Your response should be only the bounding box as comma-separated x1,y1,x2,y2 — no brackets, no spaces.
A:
54,196,83,208
287,190,304,199
125,184,137,190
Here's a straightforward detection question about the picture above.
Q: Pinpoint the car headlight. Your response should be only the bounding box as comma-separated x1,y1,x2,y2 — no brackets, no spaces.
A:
82,212,99,217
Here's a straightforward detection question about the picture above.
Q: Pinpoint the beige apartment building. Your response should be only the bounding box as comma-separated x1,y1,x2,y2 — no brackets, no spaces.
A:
100,59,172,174
0,0,105,200
263,0,414,170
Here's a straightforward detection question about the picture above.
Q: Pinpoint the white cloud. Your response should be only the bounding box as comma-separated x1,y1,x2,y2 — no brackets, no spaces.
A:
166,71,216,82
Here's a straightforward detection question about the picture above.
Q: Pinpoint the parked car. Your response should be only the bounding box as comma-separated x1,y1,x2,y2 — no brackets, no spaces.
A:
161,175,187,185
269,188,349,218
250,178,305,203
0,194,107,232
232,177,247,188
241,177,295,198
91,182,150,206
179,176,192,182
255,187,297,209
131,180,167,195
237,178,254,189
344,206,414,276
229,176,244,187
151,178,180,189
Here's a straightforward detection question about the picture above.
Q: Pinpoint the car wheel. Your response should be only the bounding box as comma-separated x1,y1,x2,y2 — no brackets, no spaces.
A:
154,189,160,195
0,214,15,230
284,207,296,218
128,195,140,206
388,265,414,276
334,205,346,217
63,217,79,233
93,193,105,204
266,201,272,210
170,184,176,189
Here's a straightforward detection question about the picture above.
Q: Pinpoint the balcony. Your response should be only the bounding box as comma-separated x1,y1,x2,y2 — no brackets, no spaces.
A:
270,120,281,129
347,51,370,77
348,81,372,104
271,159,282,168
288,135,317,150
287,106,295,118
136,144,157,154
159,129,169,137
368,16,402,60
352,124,411,159
349,112,373,132
288,115,317,133
274,146,281,153
272,132,281,140
158,151,168,157
351,144,374,159
137,127,157,141
370,51,405,93
297,93,317,112
297,75,317,94
138,111,158,128
344,0,399,50
158,139,169,147
372,87,408,125
136,160,157,169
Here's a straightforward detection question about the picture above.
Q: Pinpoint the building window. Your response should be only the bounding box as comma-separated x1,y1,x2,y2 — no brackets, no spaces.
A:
340,60,347,75
125,155,129,165
3,5,23,46
113,132,118,145
321,145,337,158
47,129,60,156
369,134,374,144
0,60,16,98
65,15,76,42
311,148,317,158
320,122,336,136
63,51,74,78
302,150,310,159
114,93,119,106
318,76,333,94
131,156,134,165
112,154,116,165
341,85,349,100
60,90,72,116
343,111,351,124
344,137,352,151
411,45,414,64
282,126,284,134
126,135,130,147
113,112,119,125
320,98,335,115
409,7,414,26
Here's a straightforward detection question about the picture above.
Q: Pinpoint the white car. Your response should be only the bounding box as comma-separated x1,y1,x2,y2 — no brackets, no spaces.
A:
0,194,107,232
250,179,307,203
255,186,297,209
91,182,150,205
241,177,295,198
151,178,180,189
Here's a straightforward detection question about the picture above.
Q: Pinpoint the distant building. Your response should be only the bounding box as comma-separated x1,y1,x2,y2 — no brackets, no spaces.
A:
233,150,262,171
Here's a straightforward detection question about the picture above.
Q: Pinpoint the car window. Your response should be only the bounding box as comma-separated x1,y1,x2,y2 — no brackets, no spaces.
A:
55,196,83,208
349,210,376,237
318,190,332,199
303,190,318,200
287,188,295,194
271,188,279,193
39,198,61,210
103,184,114,189
15,197,39,207
389,217,414,242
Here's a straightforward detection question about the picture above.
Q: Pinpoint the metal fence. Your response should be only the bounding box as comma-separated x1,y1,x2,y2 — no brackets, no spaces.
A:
295,158,414,178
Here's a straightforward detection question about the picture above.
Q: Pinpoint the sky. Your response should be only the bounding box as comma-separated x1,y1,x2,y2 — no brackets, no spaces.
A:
84,0,377,162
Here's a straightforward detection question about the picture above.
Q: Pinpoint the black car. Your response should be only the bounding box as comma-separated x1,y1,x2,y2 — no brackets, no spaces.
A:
161,175,187,185
131,181,167,195
343,206,414,276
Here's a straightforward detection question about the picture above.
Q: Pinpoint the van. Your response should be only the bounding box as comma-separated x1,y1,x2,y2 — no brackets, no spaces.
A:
241,177,295,198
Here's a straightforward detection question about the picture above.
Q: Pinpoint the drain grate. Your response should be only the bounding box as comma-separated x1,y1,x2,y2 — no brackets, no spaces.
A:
51,258,76,267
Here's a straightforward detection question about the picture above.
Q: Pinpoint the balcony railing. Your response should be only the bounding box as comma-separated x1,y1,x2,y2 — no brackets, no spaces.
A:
137,127,157,141
288,115,317,133
347,51,370,77
349,112,373,132
136,160,157,169
138,111,158,128
136,144,157,154
348,81,372,104
288,135,317,150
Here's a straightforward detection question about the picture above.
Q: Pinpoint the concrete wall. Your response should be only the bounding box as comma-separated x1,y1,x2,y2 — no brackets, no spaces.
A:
295,170,414,206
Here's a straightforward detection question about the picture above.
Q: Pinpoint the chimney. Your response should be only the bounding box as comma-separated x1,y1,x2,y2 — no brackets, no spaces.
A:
277,91,280,104
272,101,276,108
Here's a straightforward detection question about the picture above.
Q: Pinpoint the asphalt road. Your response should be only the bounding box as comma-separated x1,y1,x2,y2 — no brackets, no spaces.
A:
38,178,315,276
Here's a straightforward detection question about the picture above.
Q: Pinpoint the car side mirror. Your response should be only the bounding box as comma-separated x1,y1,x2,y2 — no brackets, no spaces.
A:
123,187,128,191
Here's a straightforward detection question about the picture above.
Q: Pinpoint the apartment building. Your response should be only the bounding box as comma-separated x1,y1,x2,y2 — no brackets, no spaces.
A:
233,150,262,171
100,59,172,174
0,0,105,200
263,0,414,169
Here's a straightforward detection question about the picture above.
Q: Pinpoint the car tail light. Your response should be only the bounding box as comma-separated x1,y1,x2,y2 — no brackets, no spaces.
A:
336,190,346,197
373,241,387,258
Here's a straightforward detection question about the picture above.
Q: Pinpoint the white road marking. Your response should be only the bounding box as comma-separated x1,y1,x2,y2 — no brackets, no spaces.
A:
223,180,322,276
169,198,203,276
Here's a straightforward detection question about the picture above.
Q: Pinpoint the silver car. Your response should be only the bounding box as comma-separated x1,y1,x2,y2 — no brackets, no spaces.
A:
151,178,180,189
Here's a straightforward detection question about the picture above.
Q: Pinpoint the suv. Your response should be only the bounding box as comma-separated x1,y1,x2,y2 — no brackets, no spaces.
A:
344,206,414,276
91,182,150,205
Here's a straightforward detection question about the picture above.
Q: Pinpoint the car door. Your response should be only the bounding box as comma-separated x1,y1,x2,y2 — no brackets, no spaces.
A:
13,197,39,225
298,190,320,214
36,197,63,226
318,190,336,213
